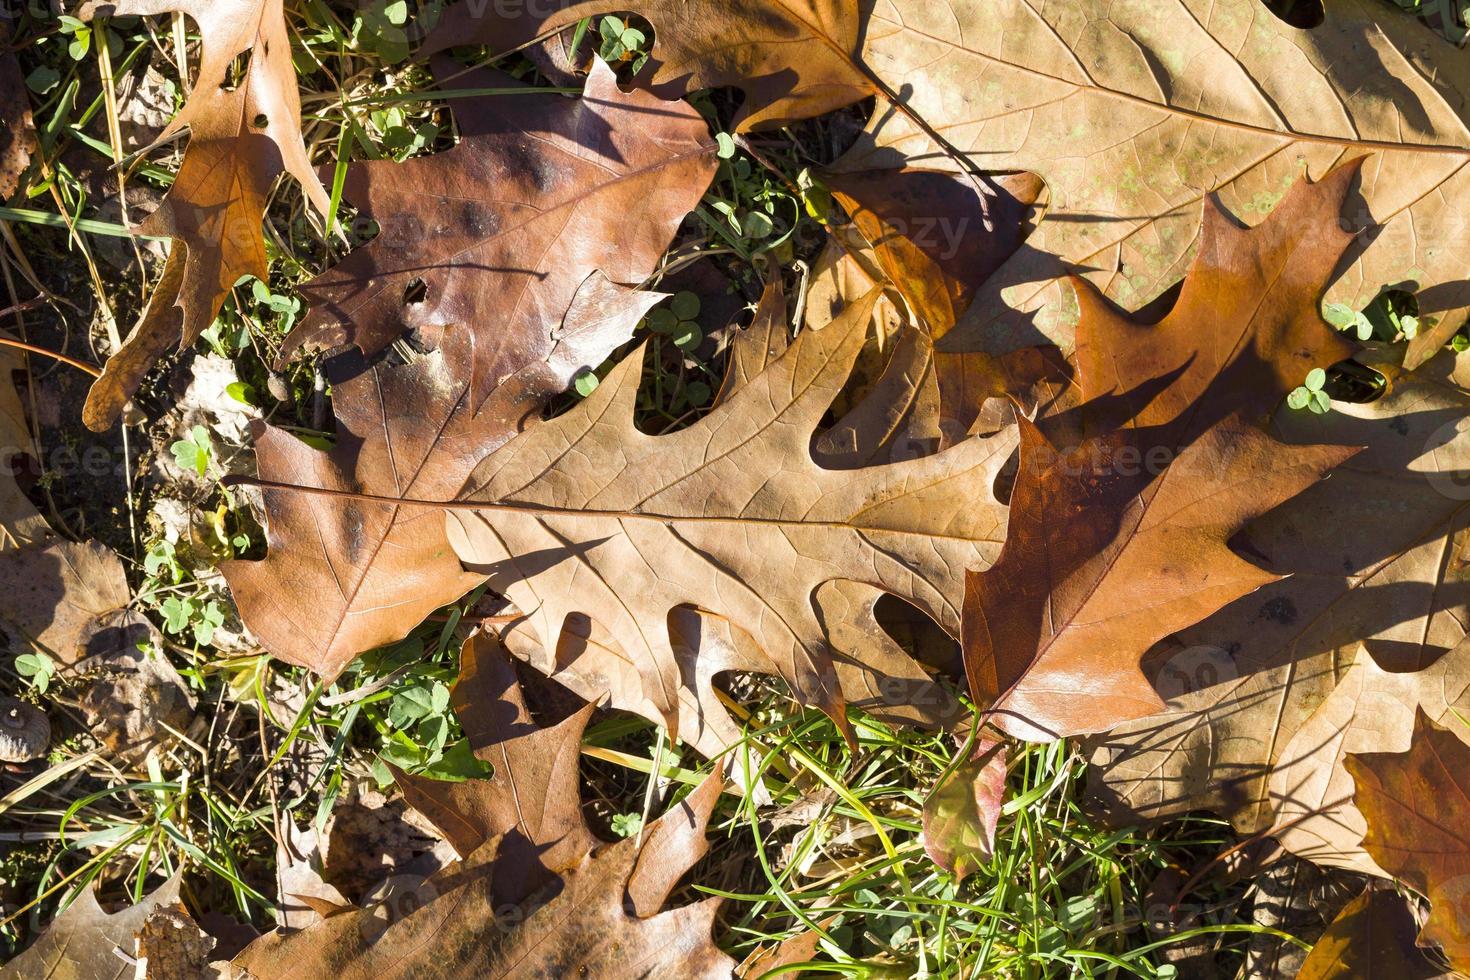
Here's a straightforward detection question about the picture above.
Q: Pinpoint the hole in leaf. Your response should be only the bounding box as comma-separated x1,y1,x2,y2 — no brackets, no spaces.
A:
401,277,428,306
1260,0,1324,28
220,50,252,92
252,113,268,129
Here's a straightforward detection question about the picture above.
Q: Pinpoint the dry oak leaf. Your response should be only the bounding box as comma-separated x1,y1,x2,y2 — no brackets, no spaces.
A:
0,873,182,980
966,414,1353,741
446,285,1015,741
1268,636,1470,877
282,59,717,411
221,271,664,679
844,0,1470,357
965,168,1363,741
391,631,600,907
1296,885,1449,980
1087,351,1470,835
825,152,1043,339
0,23,38,200
233,656,735,978
1348,711,1470,974
423,0,873,131
77,0,329,431
495,274,1053,759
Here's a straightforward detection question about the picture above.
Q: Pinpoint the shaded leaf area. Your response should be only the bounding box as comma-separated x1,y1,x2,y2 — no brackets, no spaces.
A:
1296,885,1447,979
231,634,735,979
77,0,329,429
0,874,181,980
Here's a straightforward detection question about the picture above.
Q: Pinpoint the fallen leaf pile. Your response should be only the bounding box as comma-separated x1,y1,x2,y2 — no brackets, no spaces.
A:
14,0,1470,972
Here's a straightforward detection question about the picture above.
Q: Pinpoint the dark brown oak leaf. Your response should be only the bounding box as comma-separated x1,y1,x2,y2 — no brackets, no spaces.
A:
445,286,1016,741
282,60,717,411
77,0,329,430
233,641,735,979
1348,711,1470,974
423,0,873,131
221,273,664,679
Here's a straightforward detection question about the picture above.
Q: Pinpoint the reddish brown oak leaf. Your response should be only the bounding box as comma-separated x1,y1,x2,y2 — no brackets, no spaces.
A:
965,168,1363,741
1348,711,1470,973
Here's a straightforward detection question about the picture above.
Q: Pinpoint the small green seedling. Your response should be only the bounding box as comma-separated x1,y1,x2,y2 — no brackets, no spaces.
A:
14,652,56,694
648,291,704,352
1324,302,1374,341
573,368,600,397
170,425,213,477
160,596,227,646
599,15,650,71
610,812,644,838
1287,367,1331,414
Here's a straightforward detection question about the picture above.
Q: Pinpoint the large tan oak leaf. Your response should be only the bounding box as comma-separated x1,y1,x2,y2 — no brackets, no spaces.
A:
843,0,1470,356
447,288,1016,741
78,0,329,430
1087,352,1470,835
496,284,972,759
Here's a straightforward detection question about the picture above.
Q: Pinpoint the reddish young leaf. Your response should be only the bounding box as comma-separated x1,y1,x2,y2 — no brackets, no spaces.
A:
1348,711,1470,973
922,737,1007,880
